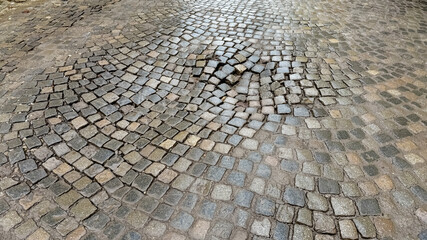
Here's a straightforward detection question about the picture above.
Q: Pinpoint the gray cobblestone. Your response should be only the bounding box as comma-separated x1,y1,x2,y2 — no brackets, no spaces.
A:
0,0,424,238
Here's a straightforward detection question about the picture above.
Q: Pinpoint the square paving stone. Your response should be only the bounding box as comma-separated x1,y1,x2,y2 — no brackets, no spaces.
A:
181,193,198,212
170,211,194,231
160,153,179,166
151,204,174,221
103,222,125,239
353,217,376,238
234,189,254,208
55,190,82,209
206,166,226,182
147,181,169,199
281,160,299,172
90,133,110,147
92,148,114,164
8,138,22,149
132,174,154,192
116,183,139,201
137,196,159,213
0,153,7,166
331,197,356,216
5,182,30,199
81,182,102,197
186,148,204,161
220,156,235,169
216,203,234,219
256,164,272,178
318,178,340,194
41,207,67,226
294,107,310,117
363,165,379,176
9,147,26,164
68,137,88,151
132,159,151,172
18,159,37,173
227,171,246,187
273,222,290,240
0,199,9,215
361,150,380,163
119,173,137,189
393,129,412,138
314,152,331,164
54,123,71,134
53,143,71,156
238,159,253,173
189,163,207,177
199,200,216,220
211,221,233,238
163,188,183,205
374,133,393,143
202,152,221,165
24,168,47,183
418,230,427,240
410,186,427,202
24,136,42,149
83,211,110,230
255,197,276,216
379,145,400,157
71,199,97,220
357,198,381,215
283,187,305,207
49,181,71,196
14,219,37,238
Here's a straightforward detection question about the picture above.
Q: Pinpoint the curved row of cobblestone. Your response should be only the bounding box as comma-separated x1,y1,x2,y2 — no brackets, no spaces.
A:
0,0,425,239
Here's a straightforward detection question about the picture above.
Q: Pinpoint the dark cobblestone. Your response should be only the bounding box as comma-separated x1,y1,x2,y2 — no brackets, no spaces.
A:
0,0,425,238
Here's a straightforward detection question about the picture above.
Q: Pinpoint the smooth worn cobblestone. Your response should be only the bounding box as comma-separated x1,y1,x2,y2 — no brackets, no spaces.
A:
0,0,426,238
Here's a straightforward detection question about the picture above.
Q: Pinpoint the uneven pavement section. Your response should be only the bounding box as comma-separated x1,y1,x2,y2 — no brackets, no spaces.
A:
0,0,426,239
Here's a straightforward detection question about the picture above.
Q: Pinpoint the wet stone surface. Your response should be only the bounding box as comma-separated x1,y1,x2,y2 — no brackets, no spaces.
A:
0,0,426,239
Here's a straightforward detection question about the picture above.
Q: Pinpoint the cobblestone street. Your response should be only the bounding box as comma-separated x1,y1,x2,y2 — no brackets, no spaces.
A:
0,0,426,239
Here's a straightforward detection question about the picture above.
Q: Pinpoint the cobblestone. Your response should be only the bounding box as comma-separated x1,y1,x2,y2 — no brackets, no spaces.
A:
339,220,358,239
0,211,22,231
331,197,356,216
357,198,381,216
353,217,377,238
283,187,305,207
251,218,271,237
0,0,424,238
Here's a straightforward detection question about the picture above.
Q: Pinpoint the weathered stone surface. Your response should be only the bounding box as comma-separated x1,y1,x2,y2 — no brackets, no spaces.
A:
283,187,305,207
353,217,376,238
251,218,271,237
0,0,424,239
